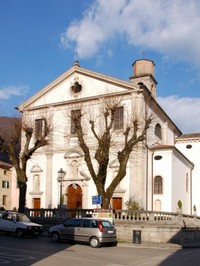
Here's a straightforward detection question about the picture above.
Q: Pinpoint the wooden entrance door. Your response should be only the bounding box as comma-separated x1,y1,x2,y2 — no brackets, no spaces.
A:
112,197,122,210
33,198,40,217
67,184,82,209
33,198,40,208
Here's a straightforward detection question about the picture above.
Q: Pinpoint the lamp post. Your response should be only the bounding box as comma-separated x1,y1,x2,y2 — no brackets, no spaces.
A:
57,168,66,209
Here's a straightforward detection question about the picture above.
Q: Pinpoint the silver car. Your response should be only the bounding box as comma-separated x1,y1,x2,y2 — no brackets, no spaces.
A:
48,217,117,248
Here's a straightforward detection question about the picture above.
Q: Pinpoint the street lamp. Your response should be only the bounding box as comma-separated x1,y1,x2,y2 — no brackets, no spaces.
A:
57,168,66,209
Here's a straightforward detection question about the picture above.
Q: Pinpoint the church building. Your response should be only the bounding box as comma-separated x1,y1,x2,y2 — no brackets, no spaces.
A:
18,59,199,215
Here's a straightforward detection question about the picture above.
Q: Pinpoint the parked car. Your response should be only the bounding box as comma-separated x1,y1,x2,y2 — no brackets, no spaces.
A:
0,211,43,238
48,217,117,248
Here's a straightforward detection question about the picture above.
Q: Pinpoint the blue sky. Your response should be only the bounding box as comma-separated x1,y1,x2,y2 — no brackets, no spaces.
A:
1,0,200,133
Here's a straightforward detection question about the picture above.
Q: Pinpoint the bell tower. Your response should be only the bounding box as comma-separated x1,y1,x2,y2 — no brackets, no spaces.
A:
130,59,157,98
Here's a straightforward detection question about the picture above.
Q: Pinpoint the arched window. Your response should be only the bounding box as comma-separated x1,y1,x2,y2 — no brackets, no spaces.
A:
154,176,163,194
155,123,162,139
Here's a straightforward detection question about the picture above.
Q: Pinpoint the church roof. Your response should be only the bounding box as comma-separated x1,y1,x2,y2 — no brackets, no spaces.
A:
177,133,200,140
0,160,13,170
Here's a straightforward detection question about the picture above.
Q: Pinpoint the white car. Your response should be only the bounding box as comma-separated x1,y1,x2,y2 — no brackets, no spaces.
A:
0,211,43,238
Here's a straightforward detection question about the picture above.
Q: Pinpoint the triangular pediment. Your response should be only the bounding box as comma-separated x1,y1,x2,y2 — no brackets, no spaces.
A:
18,63,141,111
30,164,43,173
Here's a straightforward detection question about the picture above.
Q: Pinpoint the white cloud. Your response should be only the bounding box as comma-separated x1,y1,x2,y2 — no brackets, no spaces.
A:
61,0,200,66
158,96,200,133
0,85,29,100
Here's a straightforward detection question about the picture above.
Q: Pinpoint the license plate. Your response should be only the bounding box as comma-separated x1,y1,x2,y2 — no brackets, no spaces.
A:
108,230,113,233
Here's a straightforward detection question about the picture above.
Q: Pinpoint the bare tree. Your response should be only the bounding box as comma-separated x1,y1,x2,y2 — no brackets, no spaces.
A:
0,114,52,213
72,97,153,209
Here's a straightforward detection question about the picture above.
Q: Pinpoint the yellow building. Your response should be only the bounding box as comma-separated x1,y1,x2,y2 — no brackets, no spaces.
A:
0,161,18,210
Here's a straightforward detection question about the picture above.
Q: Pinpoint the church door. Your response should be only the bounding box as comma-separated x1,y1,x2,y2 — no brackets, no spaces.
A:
112,197,122,210
67,184,82,209
33,198,40,208
33,198,40,217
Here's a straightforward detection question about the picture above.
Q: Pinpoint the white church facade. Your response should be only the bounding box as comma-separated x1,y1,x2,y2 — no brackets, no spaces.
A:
18,59,199,215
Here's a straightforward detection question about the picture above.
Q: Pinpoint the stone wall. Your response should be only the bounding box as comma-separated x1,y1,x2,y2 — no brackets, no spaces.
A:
115,220,200,244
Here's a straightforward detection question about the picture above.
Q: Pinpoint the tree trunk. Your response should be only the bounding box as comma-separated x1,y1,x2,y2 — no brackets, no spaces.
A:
101,195,112,209
96,185,112,209
18,182,27,213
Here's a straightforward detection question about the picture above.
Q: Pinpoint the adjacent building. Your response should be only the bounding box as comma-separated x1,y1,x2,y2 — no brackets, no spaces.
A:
0,161,18,210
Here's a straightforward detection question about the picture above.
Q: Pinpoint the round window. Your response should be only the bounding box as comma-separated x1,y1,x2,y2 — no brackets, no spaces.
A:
71,81,82,93
154,155,162,160
186,144,192,149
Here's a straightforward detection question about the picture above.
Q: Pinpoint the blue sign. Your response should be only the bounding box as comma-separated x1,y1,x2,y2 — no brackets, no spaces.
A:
92,195,102,205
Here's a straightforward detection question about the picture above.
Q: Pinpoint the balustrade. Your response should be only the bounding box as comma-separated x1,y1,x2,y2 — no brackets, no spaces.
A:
25,208,200,225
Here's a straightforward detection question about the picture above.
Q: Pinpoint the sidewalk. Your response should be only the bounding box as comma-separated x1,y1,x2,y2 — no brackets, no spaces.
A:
117,241,200,249
42,230,200,249
117,241,181,249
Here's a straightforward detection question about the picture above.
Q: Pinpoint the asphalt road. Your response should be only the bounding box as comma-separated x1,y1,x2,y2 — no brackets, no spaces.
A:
1,233,200,266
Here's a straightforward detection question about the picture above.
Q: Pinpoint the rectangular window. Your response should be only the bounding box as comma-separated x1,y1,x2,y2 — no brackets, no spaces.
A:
35,118,46,140
71,110,81,134
114,107,124,130
186,173,189,193
2,195,7,205
2,181,9,189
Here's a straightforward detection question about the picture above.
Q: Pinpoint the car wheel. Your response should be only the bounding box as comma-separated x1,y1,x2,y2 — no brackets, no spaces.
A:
89,237,100,248
16,229,24,238
51,232,60,242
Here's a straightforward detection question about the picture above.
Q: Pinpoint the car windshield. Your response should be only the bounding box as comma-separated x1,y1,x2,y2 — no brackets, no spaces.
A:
16,214,30,222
